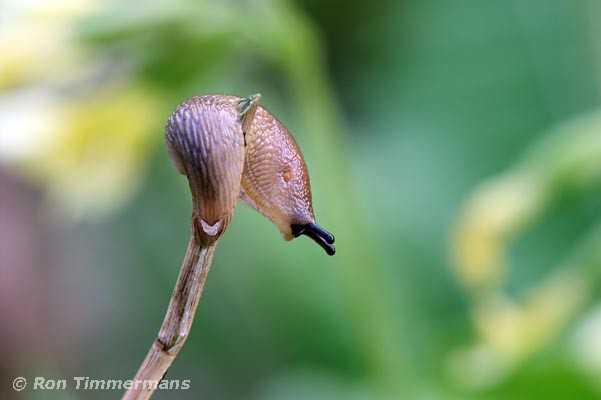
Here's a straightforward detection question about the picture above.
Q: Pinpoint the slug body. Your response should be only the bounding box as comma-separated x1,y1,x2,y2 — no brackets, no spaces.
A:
165,93,335,255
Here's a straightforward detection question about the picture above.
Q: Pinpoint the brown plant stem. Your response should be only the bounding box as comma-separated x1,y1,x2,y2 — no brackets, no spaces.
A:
122,236,217,400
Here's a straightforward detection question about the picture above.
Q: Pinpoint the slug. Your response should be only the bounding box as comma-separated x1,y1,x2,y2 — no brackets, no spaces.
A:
165,93,335,255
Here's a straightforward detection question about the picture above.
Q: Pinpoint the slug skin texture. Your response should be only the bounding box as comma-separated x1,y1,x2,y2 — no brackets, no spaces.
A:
165,94,335,255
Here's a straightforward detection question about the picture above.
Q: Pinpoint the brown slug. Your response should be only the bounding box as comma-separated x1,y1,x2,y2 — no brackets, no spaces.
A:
164,93,335,255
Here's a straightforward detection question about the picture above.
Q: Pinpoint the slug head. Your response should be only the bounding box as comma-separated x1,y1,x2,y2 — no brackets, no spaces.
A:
241,106,335,255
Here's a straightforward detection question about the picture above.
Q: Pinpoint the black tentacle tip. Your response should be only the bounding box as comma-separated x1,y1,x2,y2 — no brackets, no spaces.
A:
291,223,336,256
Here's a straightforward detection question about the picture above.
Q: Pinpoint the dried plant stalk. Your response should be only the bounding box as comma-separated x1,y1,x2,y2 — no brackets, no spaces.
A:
122,238,216,400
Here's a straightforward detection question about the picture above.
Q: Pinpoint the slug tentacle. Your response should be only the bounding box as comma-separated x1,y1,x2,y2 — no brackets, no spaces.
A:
291,223,336,255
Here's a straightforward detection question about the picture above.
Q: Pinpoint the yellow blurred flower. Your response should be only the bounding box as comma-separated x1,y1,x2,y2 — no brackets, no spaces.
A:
1,86,162,217
448,111,601,388
451,172,546,291
1,0,165,217
0,0,100,90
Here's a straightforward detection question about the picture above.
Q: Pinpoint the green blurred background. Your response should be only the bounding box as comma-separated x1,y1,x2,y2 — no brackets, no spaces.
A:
2,0,601,399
